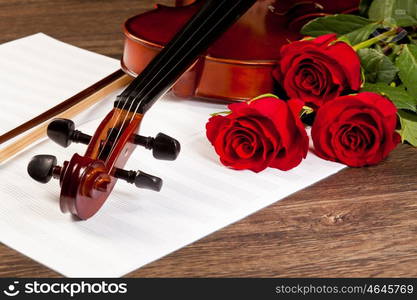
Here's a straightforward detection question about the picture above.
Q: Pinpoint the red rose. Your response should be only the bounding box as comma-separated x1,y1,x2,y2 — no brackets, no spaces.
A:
273,34,362,108
311,92,400,167
206,96,309,172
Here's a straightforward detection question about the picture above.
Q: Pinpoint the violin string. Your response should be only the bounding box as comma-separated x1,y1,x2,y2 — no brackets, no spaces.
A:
97,0,224,160
127,0,244,108
104,1,230,159
102,0,231,158
105,0,247,160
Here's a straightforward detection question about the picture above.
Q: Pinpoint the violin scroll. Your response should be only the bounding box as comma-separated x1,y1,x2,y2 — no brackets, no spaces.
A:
27,113,181,219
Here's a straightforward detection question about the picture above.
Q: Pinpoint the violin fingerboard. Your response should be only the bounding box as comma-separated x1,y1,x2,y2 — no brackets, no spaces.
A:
117,0,257,114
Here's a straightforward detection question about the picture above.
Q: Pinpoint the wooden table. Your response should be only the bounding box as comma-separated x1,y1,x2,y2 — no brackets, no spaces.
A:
1,0,417,278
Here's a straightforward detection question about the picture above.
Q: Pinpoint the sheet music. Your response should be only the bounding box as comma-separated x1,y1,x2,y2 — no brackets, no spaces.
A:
0,34,345,277
0,33,120,150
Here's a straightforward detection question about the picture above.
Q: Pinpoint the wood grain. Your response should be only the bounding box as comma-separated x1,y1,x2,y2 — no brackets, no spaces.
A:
1,0,417,278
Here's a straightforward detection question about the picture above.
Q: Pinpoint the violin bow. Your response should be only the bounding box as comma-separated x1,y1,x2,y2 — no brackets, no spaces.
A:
0,69,132,164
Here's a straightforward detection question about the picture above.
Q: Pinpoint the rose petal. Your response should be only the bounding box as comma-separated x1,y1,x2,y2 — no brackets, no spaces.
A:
312,92,398,167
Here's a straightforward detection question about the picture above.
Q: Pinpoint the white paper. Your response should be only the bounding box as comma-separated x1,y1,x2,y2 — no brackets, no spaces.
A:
0,33,120,151
0,34,345,277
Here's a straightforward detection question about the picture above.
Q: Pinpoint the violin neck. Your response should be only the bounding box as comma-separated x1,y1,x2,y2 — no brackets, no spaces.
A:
117,0,256,113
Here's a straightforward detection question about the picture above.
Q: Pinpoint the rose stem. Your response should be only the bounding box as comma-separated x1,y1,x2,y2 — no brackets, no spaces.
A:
352,27,399,51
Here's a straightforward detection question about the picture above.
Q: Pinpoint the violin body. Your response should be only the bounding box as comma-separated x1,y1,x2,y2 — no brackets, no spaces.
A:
122,0,360,102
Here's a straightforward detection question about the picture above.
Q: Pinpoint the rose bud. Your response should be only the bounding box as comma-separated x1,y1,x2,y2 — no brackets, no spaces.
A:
311,92,400,167
273,34,362,109
206,96,309,173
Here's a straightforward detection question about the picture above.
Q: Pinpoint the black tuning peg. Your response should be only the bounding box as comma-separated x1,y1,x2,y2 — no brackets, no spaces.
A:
114,168,163,192
133,133,180,161
27,155,62,183
47,118,91,148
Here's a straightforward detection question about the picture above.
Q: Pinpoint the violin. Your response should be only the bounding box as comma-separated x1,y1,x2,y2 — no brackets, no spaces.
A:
123,0,360,101
27,0,258,220
26,0,360,220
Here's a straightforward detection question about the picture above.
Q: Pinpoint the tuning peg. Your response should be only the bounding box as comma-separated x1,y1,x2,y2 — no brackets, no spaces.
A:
47,118,91,147
114,168,162,192
133,133,181,160
27,155,62,183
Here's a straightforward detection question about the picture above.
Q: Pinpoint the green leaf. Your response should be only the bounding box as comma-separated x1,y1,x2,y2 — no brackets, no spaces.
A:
386,43,403,61
342,23,381,45
398,110,417,146
396,44,417,98
358,48,399,84
301,14,381,45
247,93,279,104
369,0,417,26
359,0,373,17
368,0,395,23
362,82,417,112
301,14,372,37
336,35,353,45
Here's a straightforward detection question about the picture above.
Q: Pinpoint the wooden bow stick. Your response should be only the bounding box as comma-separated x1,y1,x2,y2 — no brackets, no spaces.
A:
0,70,132,164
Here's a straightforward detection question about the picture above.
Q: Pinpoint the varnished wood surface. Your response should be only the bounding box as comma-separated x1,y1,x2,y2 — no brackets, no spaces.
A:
1,0,417,278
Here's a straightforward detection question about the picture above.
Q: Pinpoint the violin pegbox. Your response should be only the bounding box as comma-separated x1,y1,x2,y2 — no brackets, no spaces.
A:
27,113,181,220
